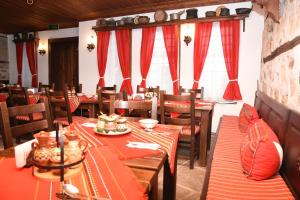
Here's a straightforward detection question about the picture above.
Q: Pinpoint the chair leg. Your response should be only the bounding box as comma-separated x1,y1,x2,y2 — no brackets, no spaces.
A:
190,137,195,169
196,135,200,159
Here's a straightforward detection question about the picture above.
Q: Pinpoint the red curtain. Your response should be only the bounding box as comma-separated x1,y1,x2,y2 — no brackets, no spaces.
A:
97,31,111,87
16,42,24,86
140,27,156,87
220,20,242,100
25,40,38,87
162,25,179,94
116,29,133,95
193,22,212,89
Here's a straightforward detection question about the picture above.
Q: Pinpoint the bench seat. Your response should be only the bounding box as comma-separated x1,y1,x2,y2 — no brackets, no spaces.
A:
206,115,294,200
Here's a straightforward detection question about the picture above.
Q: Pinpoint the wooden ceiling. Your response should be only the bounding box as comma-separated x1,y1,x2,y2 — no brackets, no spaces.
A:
0,0,250,34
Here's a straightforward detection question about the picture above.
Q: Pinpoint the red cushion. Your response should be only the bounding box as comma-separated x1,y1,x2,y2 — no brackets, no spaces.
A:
239,103,259,133
181,125,200,136
240,119,283,180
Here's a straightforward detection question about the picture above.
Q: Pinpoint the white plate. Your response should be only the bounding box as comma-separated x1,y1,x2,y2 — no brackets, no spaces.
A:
94,128,132,136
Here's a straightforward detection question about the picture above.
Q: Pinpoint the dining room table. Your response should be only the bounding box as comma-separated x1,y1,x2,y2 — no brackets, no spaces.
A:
74,94,214,167
51,92,214,167
0,117,181,200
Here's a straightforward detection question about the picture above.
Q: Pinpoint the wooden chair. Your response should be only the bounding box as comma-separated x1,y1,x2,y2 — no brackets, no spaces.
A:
0,99,53,148
179,86,204,99
7,86,30,107
97,89,127,115
38,82,55,93
96,84,117,92
160,90,200,169
137,85,160,95
109,96,157,120
65,83,82,94
46,87,85,126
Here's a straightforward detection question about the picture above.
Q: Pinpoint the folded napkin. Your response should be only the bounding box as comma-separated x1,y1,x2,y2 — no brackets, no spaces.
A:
15,139,37,168
126,142,160,150
81,122,96,128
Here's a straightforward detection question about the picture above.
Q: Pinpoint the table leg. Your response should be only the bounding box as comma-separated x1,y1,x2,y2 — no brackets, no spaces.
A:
163,153,177,200
199,110,210,167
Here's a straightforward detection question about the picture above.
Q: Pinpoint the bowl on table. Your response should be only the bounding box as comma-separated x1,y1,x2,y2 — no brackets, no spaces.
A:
139,119,158,131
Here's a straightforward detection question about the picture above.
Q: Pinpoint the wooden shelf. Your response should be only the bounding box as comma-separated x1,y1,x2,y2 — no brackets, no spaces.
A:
92,14,249,32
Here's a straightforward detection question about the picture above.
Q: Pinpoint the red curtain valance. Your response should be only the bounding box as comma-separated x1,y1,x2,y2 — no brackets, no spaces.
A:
193,22,213,89
97,31,111,87
220,20,242,100
116,29,133,95
162,25,179,95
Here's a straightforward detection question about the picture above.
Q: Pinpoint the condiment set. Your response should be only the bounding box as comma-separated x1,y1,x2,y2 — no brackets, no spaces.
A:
31,130,87,173
96,114,128,133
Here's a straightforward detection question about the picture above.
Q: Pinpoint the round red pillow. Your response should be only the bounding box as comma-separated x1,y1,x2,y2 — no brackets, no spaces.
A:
240,119,283,180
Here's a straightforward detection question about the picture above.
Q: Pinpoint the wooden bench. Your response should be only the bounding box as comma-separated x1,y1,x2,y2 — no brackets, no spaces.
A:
201,91,300,199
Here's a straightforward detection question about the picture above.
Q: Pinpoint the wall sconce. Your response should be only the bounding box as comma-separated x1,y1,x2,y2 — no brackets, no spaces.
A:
87,35,95,52
184,36,192,46
38,43,46,56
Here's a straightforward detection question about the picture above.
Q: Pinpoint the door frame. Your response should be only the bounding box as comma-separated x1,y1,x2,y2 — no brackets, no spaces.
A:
48,37,79,87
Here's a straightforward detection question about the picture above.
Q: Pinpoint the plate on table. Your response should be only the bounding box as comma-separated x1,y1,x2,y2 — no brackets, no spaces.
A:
94,128,132,136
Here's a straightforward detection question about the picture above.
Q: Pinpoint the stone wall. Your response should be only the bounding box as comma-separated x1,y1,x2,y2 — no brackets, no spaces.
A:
260,0,300,111
0,33,9,81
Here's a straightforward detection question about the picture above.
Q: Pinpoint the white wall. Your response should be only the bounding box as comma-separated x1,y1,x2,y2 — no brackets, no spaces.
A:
78,2,264,132
8,27,79,86
8,2,264,132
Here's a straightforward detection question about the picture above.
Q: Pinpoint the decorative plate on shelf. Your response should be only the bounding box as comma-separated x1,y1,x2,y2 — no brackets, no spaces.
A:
94,128,132,136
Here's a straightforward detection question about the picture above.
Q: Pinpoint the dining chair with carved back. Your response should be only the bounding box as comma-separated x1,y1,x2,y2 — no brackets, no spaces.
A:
45,86,85,126
159,90,200,169
0,98,53,148
109,95,157,121
97,88,127,115
38,82,55,93
7,86,44,124
179,86,204,99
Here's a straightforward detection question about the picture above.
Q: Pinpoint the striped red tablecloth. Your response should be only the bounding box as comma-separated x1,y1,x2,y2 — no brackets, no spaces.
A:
0,146,146,200
72,119,180,174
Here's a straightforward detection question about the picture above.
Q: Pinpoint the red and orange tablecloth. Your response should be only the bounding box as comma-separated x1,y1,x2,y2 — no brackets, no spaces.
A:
72,118,180,174
0,146,147,200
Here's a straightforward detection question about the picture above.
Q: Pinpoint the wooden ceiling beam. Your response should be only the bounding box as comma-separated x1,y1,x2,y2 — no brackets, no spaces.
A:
0,0,251,34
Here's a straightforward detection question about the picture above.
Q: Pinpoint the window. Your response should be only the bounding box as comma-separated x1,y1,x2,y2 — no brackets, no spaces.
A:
147,27,173,94
199,22,228,100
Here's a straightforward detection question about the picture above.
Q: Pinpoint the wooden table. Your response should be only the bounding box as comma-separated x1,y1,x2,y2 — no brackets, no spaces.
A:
78,98,214,167
0,148,171,200
195,105,213,167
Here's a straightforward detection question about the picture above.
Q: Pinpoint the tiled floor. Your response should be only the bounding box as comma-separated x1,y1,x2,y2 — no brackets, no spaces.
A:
157,133,216,200
157,156,207,200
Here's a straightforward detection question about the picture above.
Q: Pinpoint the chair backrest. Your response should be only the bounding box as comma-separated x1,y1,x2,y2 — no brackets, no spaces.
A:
137,85,160,95
8,86,30,107
160,90,195,134
179,86,204,99
96,85,117,92
38,82,55,92
109,95,157,120
45,87,72,124
97,88,127,115
0,98,53,149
